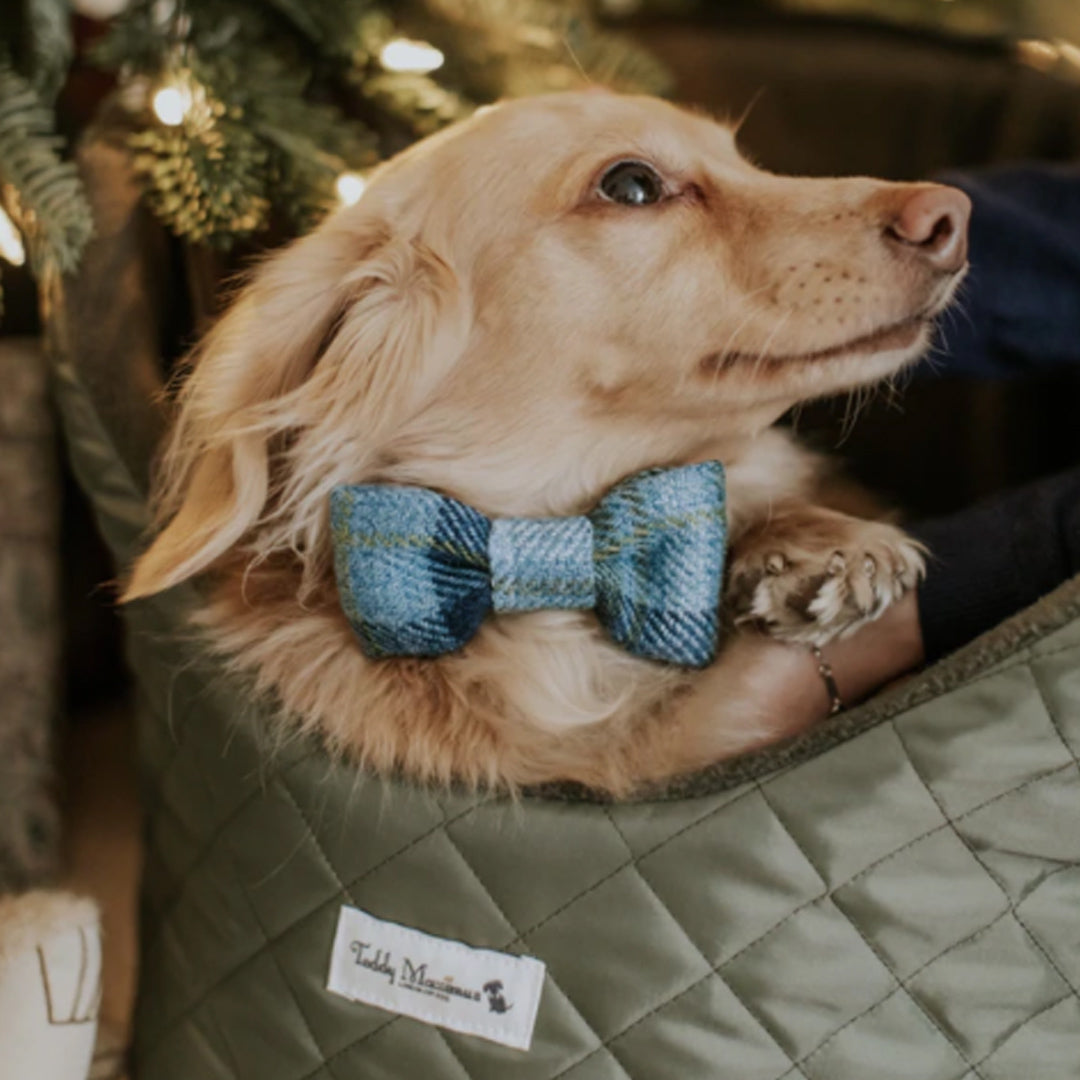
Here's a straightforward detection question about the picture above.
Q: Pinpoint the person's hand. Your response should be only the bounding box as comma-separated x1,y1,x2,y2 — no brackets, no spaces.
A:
748,590,925,731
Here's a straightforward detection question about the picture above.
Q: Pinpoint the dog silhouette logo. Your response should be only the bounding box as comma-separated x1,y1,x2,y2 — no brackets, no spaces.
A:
482,979,512,1014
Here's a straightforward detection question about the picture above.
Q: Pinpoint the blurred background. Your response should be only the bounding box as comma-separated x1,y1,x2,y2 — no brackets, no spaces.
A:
3,0,1080,1064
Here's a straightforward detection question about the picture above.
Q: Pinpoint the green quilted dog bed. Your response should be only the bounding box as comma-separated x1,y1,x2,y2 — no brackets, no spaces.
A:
54,304,1080,1078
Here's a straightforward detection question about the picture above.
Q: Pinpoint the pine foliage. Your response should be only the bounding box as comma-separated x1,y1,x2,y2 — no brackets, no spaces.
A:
0,0,669,318
0,58,92,315
21,0,75,103
96,0,670,248
0,0,88,316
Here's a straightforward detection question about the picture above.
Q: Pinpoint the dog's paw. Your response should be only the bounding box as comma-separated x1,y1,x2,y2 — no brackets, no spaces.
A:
727,514,925,646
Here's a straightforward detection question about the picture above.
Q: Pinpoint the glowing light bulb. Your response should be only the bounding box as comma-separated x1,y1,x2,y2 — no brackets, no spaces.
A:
379,39,445,74
335,172,367,206
152,83,193,126
1058,40,1080,70
1018,39,1060,71
0,205,26,267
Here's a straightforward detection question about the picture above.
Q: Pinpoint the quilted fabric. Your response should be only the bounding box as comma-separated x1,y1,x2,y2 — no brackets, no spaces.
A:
51,351,1080,1080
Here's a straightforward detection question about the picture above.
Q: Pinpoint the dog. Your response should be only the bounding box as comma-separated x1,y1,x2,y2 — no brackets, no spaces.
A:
123,91,969,794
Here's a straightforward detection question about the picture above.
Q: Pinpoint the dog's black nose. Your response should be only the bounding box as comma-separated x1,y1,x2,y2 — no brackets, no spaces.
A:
885,185,971,273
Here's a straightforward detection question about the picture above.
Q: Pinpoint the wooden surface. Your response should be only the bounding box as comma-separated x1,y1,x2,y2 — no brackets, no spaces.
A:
62,698,140,1077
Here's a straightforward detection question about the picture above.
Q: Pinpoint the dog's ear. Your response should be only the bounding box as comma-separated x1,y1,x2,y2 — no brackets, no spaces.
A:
123,214,469,601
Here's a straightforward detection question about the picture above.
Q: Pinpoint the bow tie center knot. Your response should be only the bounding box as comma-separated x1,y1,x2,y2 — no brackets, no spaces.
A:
489,517,596,613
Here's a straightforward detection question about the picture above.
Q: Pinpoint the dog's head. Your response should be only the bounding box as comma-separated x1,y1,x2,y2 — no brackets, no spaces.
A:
125,90,968,601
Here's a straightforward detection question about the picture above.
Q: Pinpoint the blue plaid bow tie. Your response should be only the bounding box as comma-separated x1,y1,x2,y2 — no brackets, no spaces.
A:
329,461,727,667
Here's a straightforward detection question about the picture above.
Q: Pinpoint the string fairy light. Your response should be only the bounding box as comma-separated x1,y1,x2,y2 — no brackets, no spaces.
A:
1016,38,1080,77
335,172,367,206
379,38,445,74
1017,38,1060,71
152,81,194,126
1057,39,1080,71
0,204,26,267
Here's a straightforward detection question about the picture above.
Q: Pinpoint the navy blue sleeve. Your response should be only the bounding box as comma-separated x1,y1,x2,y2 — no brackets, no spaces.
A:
927,164,1080,378
908,466,1080,662
901,166,1080,656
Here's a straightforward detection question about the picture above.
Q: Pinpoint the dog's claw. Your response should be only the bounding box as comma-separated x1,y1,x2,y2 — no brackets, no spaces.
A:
766,552,788,575
727,519,924,647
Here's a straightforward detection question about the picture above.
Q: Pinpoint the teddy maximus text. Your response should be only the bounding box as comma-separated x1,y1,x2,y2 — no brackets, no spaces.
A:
351,940,484,1002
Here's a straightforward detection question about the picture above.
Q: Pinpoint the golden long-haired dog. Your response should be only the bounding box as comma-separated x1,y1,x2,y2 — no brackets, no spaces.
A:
124,91,969,795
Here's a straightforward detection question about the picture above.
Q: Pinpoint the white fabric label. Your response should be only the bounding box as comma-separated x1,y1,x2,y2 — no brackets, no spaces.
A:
326,905,546,1052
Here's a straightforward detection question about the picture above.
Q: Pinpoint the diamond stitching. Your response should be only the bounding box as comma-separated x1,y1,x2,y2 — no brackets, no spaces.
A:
136,637,1080,1078
890,720,1080,1002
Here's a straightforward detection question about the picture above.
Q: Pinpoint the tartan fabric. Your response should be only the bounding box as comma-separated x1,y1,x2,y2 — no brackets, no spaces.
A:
330,485,492,659
329,462,727,667
490,517,595,613
592,464,727,667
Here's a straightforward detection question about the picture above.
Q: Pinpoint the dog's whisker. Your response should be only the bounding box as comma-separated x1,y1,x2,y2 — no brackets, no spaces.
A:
836,388,857,447
881,375,904,413
732,87,767,138
561,34,593,86
715,283,776,359
713,288,777,374
943,284,976,334
836,381,876,446
750,309,793,381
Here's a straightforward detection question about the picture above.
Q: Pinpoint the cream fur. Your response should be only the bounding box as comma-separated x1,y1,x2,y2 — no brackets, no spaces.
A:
124,92,965,795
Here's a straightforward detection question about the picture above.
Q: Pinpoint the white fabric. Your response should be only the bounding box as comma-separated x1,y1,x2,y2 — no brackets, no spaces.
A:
327,904,546,1051
0,891,101,1080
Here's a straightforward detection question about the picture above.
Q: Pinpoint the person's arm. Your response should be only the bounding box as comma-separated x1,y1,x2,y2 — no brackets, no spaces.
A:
908,465,1080,663
927,164,1080,378
765,165,1080,719
757,591,924,729
759,465,1080,726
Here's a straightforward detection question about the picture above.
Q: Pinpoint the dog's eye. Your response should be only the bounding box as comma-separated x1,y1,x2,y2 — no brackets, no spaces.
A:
598,160,665,206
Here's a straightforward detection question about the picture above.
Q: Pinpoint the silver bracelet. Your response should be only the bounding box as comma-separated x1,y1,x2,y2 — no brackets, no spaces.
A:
810,645,844,716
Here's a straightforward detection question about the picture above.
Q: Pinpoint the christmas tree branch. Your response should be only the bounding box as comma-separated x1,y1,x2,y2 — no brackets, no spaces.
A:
0,59,92,285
